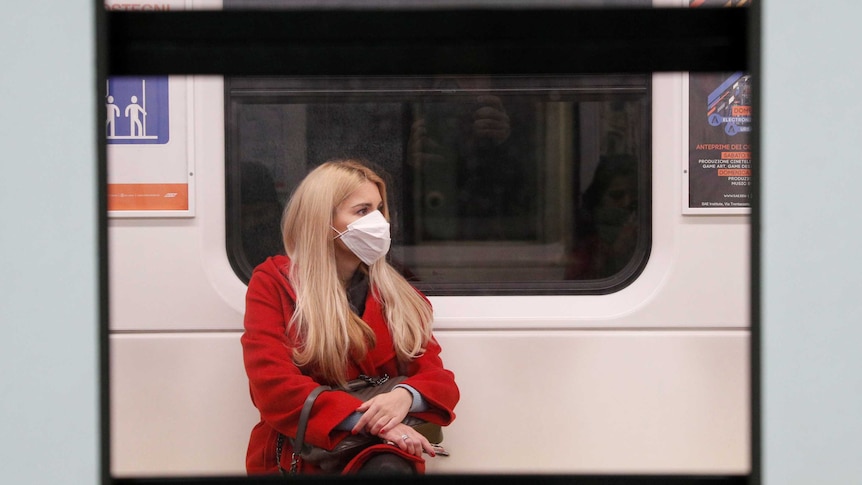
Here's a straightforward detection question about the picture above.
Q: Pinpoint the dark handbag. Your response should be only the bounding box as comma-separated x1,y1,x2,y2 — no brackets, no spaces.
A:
277,374,442,475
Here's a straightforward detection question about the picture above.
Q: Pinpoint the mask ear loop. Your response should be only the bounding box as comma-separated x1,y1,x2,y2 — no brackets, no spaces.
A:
331,226,347,240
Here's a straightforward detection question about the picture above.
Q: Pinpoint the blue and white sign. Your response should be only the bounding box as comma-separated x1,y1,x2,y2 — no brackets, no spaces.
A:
106,76,170,144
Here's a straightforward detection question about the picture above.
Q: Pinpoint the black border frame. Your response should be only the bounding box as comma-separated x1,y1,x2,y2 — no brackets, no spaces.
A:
99,5,759,485
106,8,747,76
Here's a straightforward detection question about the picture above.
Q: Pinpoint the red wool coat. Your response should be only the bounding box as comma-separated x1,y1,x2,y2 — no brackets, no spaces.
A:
241,255,459,475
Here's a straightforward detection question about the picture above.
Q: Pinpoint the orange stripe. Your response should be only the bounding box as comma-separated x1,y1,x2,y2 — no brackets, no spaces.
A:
717,169,751,177
108,183,189,211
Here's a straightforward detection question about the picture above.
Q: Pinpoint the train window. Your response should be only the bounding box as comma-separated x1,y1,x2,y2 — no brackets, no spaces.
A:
226,75,651,295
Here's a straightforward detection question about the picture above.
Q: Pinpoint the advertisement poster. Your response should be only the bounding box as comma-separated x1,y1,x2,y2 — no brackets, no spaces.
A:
686,71,752,213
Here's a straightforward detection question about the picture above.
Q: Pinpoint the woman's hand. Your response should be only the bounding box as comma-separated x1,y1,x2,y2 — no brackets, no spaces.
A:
378,423,436,457
351,387,412,436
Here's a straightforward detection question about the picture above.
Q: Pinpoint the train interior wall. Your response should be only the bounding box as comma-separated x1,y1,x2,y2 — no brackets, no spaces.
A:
108,75,750,476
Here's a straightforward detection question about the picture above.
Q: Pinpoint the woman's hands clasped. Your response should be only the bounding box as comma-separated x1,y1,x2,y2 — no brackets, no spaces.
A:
378,423,436,457
351,387,435,457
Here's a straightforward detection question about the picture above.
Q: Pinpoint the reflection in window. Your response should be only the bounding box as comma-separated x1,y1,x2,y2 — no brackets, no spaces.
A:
227,76,651,294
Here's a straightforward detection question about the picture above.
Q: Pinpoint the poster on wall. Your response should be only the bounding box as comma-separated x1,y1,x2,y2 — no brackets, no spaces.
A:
685,72,752,214
106,75,195,217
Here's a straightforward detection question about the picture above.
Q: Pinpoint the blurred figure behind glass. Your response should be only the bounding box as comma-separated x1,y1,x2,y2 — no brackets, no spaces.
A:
567,154,639,280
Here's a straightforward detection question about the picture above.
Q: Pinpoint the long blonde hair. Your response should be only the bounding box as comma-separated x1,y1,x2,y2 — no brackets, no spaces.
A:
281,159,433,386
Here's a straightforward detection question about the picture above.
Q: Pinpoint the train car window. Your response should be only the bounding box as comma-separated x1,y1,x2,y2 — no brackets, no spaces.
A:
226,75,651,295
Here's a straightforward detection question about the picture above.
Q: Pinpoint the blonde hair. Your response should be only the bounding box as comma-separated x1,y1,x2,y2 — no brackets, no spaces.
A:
281,159,433,386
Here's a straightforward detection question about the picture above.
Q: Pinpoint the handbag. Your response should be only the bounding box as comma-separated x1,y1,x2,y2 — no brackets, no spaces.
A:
276,374,442,475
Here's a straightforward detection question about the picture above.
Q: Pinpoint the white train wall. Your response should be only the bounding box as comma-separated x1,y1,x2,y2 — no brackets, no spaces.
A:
108,72,750,476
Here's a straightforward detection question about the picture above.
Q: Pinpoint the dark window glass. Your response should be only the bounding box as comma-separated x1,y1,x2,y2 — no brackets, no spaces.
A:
226,75,651,295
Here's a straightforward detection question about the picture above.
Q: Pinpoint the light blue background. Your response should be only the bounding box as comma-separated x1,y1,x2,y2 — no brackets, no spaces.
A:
0,1,99,484
1,1,860,483
760,1,862,483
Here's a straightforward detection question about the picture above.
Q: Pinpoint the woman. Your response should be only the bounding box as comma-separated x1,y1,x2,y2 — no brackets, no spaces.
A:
241,159,459,475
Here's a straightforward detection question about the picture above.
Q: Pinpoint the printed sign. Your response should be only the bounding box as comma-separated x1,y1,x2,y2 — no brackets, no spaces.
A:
106,76,194,217
107,183,189,211
106,76,170,144
687,71,752,211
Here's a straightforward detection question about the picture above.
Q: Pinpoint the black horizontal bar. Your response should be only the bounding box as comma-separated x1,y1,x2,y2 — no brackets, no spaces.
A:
107,8,748,76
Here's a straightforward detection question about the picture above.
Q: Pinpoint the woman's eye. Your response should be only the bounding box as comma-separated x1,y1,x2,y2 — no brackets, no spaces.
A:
358,208,368,215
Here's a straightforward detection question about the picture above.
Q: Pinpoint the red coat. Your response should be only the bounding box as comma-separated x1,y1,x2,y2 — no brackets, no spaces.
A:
241,255,459,475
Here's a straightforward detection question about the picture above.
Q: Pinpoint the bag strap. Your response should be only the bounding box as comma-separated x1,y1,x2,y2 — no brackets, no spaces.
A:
277,374,416,474
278,384,331,475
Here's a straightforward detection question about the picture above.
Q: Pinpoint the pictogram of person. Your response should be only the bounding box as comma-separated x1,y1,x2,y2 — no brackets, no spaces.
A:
124,95,147,137
106,95,120,137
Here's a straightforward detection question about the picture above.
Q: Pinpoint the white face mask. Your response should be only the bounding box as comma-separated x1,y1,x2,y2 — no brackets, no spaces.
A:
332,210,391,265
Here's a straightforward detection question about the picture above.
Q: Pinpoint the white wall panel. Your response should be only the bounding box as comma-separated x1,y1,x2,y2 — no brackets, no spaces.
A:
431,331,749,474
111,331,749,476
111,333,258,476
